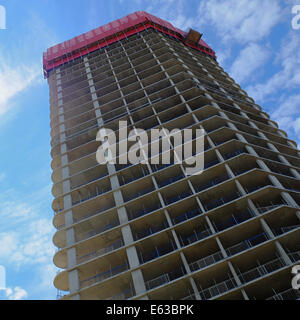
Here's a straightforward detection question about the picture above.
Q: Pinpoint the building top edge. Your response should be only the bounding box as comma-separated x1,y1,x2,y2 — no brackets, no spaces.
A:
43,11,216,77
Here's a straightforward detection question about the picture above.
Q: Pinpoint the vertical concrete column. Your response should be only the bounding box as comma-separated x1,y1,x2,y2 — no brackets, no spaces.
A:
67,247,77,268
205,215,216,234
189,277,202,300
268,175,284,189
278,154,291,166
267,142,279,153
260,218,275,239
180,252,191,274
281,192,299,208
216,237,228,258
290,168,300,179
235,133,248,144
228,261,242,286
68,269,80,294
275,241,292,266
225,163,235,178
257,131,268,140
247,199,260,216
256,159,270,172
235,180,247,196
245,145,259,157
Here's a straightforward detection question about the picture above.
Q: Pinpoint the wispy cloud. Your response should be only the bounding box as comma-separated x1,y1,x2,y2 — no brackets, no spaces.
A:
0,186,56,299
197,0,282,43
247,32,300,102
270,94,300,146
0,54,40,118
230,43,269,83
3,287,28,300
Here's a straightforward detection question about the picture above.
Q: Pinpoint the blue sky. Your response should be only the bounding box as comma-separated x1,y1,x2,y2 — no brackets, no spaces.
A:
0,0,299,300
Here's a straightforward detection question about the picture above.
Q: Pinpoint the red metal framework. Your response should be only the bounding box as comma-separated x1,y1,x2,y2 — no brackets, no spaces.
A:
43,11,216,78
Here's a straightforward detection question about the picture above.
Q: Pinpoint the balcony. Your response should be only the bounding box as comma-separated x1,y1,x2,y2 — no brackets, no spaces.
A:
189,250,224,273
213,208,255,232
237,257,286,284
198,277,238,300
105,287,135,300
71,184,112,206
76,218,120,242
225,232,270,257
163,190,193,206
172,207,203,225
203,191,241,211
80,261,129,289
133,221,169,241
272,224,300,237
266,288,300,300
138,240,177,264
193,173,230,193
77,239,124,264
179,226,213,247
127,202,162,221
144,265,186,291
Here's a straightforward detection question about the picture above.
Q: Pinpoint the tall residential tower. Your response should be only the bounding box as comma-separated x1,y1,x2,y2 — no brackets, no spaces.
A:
44,11,300,300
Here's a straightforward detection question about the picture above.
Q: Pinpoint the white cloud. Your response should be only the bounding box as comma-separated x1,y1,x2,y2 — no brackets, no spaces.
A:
146,0,198,31
0,219,55,268
268,94,300,146
0,54,40,118
247,32,300,101
230,43,269,83
4,287,28,300
197,0,282,43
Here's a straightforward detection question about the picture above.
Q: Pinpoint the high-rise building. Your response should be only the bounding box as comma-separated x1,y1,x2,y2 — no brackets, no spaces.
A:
44,11,300,300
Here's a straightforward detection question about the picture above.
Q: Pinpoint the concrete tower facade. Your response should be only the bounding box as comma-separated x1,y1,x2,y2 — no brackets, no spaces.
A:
45,12,300,300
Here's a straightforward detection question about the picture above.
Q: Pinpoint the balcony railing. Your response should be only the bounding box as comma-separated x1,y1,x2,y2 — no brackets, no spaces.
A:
238,257,285,284
189,250,224,272
204,158,219,170
199,277,238,300
180,293,197,300
223,149,244,160
124,185,156,202
163,190,193,205
204,191,241,211
272,224,300,237
225,232,269,257
157,173,186,188
72,185,112,206
266,288,300,300
213,208,255,232
105,287,135,300
80,261,129,289
139,240,177,264
145,266,186,291
255,200,287,214
128,202,162,221
71,172,108,190
133,221,169,241
288,250,300,263
179,227,213,247
193,173,229,194
172,207,203,225
76,219,120,242
77,239,124,264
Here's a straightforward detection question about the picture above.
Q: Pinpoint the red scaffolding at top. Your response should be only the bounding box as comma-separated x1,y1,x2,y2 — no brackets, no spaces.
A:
43,11,216,77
